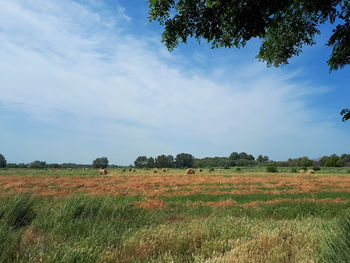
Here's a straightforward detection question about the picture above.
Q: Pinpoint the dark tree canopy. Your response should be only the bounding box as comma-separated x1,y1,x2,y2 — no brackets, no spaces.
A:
92,157,109,169
0,154,7,168
149,0,349,70
134,156,148,168
29,161,47,169
175,153,194,168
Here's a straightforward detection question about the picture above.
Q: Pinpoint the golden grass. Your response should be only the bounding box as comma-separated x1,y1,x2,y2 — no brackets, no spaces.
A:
1,172,350,197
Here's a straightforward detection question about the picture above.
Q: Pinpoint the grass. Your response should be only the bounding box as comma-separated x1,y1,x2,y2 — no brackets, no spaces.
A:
2,170,350,262
0,194,346,262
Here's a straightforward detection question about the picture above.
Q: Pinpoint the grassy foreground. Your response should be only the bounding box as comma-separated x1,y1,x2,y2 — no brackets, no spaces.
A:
1,170,350,262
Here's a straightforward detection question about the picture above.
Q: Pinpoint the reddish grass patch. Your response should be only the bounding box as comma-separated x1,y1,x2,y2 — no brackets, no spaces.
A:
1,174,350,197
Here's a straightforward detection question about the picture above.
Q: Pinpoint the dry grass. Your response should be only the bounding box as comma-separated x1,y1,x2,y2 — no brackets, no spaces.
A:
2,173,350,197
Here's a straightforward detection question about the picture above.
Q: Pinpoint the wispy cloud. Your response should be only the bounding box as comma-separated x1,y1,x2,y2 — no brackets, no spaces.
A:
0,0,349,164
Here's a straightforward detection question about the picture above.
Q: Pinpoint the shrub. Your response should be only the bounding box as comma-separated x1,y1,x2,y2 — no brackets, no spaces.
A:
290,168,297,173
209,168,214,173
266,162,278,173
29,161,47,169
313,166,321,171
236,167,242,172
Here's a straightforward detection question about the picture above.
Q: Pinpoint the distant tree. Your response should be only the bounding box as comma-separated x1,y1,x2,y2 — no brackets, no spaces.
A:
257,155,269,164
146,157,155,168
229,152,239,161
29,161,47,169
134,156,148,169
298,157,314,167
92,157,109,169
340,154,350,166
0,154,7,168
17,163,27,168
239,152,250,160
175,153,194,168
319,154,341,167
7,163,18,168
48,163,60,169
166,155,175,168
155,154,173,168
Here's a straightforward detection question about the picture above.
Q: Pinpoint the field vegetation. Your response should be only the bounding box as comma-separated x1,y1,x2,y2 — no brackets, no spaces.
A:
0,168,350,262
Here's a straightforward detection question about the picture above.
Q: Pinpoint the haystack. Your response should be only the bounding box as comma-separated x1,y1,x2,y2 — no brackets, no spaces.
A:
307,169,315,174
218,169,222,172
299,169,305,174
99,169,108,175
153,169,158,173
186,168,195,175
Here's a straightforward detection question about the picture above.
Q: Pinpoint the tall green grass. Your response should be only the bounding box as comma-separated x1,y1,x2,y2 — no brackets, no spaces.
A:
321,214,350,262
0,194,36,263
0,193,349,262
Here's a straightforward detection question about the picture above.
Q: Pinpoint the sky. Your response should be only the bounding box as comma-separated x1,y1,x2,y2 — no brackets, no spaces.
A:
0,0,349,165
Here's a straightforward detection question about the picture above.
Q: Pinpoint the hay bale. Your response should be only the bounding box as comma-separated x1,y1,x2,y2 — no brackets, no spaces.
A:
299,169,305,174
162,169,167,172
307,169,315,174
218,169,222,172
186,168,195,175
153,169,158,173
99,169,108,175
166,168,169,172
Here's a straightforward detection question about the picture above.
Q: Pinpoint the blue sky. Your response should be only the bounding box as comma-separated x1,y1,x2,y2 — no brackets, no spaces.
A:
0,0,349,165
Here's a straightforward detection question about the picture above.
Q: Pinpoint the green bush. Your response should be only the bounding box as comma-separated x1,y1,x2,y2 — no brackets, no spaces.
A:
290,167,297,173
209,168,214,173
313,166,321,171
266,162,278,173
236,167,242,172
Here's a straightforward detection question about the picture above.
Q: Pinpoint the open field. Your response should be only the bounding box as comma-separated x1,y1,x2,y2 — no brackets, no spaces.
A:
1,169,350,262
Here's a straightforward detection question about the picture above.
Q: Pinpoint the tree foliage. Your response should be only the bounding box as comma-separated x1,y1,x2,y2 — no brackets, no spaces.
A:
92,157,109,169
175,153,194,168
29,161,47,169
134,156,148,169
0,154,7,168
341,108,350,121
149,0,348,70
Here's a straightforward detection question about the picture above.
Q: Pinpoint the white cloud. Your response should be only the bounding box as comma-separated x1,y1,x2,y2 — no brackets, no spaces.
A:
0,0,349,164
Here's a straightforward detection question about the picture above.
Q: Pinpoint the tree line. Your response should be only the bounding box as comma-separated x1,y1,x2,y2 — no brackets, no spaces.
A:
1,153,350,169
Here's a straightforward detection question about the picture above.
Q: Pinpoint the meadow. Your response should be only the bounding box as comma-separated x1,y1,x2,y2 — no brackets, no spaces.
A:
1,168,350,262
